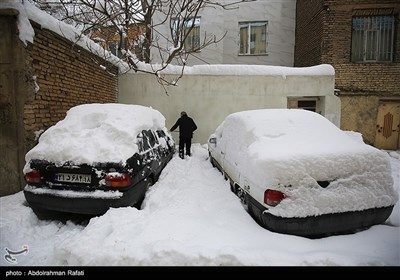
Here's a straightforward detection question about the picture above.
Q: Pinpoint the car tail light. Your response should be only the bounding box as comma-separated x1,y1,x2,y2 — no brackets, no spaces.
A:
105,173,132,188
25,170,42,184
264,189,286,207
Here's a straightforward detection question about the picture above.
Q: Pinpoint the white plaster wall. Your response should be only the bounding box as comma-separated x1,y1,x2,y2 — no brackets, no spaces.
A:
151,0,296,66
118,73,340,144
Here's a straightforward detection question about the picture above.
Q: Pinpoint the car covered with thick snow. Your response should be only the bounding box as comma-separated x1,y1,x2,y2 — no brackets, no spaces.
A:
208,109,398,237
23,103,175,216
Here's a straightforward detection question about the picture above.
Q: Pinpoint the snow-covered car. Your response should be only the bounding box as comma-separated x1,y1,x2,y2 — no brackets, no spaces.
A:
208,109,398,237
23,103,175,216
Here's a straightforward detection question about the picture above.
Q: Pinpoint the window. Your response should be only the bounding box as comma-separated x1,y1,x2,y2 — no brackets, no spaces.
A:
172,17,201,51
351,16,395,62
288,97,321,114
239,21,268,55
107,41,123,58
137,130,150,152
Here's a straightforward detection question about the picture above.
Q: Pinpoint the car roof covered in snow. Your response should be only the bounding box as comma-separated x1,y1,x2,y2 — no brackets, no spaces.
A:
218,108,374,160
24,103,167,172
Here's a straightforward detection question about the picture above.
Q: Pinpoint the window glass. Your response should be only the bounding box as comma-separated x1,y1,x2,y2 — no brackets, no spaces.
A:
138,130,150,152
136,131,145,153
288,97,321,113
107,41,123,58
157,130,166,138
151,130,159,146
239,22,268,55
351,16,394,62
172,17,201,51
297,100,317,112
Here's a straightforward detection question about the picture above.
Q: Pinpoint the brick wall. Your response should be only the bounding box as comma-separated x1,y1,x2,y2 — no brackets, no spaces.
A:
328,0,400,94
296,0,400,95
295,0,400,148
23,21,118,149
295,0,325,66
0,13,119,195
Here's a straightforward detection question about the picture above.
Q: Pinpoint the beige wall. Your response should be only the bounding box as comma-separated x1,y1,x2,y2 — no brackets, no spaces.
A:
340,95,380,145
118,72,339,145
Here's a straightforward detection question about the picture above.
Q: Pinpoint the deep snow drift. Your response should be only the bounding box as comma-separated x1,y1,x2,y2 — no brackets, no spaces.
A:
1,145,399,266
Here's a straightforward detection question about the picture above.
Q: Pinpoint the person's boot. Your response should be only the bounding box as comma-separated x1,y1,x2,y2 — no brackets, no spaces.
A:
179,150,184,159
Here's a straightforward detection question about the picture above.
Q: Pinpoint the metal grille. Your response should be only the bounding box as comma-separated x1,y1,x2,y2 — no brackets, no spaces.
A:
351,16,395,62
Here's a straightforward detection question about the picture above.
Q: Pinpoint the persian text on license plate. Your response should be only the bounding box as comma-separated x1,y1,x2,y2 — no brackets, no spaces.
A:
54,173,91,184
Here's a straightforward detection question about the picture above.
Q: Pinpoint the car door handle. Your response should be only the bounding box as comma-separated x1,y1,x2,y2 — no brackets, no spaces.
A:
221,151,225,155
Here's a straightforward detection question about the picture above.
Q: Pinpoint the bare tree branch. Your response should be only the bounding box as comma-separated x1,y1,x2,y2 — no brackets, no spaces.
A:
30,0,254,88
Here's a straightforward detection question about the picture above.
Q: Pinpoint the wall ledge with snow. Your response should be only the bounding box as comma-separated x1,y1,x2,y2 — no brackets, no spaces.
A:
133,64,335,77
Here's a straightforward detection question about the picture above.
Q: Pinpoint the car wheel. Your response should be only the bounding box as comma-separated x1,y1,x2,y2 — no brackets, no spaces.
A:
30,206,92,224
230,180,236,193
134,178,153,209
144,178,153,192
209,154,216,167
30,206,56,220
236,186,246,204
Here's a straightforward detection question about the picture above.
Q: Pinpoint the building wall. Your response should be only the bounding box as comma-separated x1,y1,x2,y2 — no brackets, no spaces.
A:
327,1,400,94
295,0,325,66
0,13,118,196
340,95,380,144
118,71,339,145
295,0,400,147
24,21,118,150
152,0,296,66
0,12,28,196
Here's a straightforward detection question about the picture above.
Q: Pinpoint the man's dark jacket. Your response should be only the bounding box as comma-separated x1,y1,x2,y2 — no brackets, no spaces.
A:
171,115,197,138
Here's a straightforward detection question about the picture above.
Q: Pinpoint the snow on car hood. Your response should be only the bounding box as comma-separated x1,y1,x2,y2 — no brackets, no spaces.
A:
24,104,167,172
217,109,397,217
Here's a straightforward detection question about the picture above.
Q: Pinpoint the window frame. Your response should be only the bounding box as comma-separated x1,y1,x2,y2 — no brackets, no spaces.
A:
287,97,322,114
172,17,201,52
239,21,268,56
351,15,395,63
107,41,123,58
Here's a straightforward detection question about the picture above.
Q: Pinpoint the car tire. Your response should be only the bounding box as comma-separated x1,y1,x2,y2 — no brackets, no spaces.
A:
134,178,153,209
209,154,216,167
30,206,56,220
223,171,229,181
30,206,92,224
144,178,153,192
230,180,236,193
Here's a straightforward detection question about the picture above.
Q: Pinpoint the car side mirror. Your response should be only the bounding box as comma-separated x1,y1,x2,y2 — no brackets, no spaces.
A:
209,137,217,145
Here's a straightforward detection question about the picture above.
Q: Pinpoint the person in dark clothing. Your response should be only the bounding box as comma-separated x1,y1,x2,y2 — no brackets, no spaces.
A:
170,111,197,159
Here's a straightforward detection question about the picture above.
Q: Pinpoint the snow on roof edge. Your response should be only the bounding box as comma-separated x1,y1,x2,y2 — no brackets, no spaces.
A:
0,1,335,77
131,63,335,76
0,0,127,71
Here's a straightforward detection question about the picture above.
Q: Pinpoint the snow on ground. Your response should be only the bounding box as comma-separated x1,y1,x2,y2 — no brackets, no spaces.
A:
1,145,399,266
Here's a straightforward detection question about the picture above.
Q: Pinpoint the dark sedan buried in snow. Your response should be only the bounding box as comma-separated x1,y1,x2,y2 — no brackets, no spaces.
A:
23,104,175,217
208,109,398,237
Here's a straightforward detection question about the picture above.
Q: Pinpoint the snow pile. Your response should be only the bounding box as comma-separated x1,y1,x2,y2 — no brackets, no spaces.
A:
24,104,167,172
1,145,399,266
135,63,334,76
215,109,398,217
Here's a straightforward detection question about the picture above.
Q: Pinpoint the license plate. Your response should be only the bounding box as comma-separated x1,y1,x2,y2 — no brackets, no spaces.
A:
54,173,91,184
